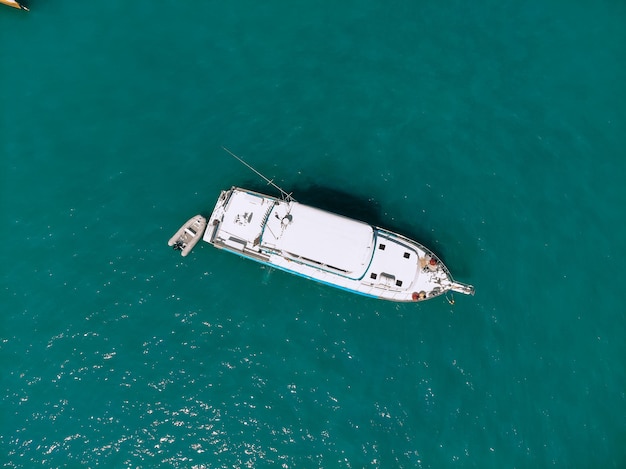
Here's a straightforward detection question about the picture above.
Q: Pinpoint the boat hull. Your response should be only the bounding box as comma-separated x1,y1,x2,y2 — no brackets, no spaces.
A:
202,187,474,303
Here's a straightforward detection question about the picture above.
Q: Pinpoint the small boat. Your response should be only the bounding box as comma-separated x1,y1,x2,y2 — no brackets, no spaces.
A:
1,0,29,10
168,215,208,257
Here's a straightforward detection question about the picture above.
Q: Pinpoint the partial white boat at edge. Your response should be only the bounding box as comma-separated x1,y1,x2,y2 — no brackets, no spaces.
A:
197,186,474,303
1,0,29,11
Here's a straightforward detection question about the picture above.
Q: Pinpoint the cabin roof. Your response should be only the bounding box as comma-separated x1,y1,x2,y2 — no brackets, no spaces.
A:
262,202,375,276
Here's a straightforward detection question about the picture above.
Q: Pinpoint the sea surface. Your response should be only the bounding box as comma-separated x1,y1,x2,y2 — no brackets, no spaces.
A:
1,1,625,467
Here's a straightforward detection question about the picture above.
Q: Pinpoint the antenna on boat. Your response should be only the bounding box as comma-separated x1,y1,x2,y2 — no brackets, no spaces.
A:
222,146,295,201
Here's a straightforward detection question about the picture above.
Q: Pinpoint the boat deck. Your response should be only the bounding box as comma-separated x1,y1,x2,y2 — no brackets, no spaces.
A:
211,189,275,251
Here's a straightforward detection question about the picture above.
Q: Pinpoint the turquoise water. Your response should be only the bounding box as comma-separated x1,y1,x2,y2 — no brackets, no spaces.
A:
2,0,625,467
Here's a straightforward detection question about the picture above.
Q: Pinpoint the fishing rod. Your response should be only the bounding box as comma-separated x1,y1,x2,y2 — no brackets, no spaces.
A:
222,146,295,202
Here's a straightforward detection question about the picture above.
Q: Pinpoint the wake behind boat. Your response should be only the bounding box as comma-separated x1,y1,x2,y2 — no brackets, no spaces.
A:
168,150,474,303
1,0,29,10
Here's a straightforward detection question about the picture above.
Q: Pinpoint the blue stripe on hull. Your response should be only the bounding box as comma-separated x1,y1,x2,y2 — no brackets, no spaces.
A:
215,246,381,300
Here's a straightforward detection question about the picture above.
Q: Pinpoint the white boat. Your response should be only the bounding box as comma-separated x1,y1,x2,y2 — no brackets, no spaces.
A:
168,215,208,257
202,186,474,303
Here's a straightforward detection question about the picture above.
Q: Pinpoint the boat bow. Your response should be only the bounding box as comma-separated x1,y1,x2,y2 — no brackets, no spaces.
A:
450,281,475,296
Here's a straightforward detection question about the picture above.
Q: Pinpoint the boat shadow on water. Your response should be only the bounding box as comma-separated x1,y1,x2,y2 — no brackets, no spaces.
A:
242,180,443,258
